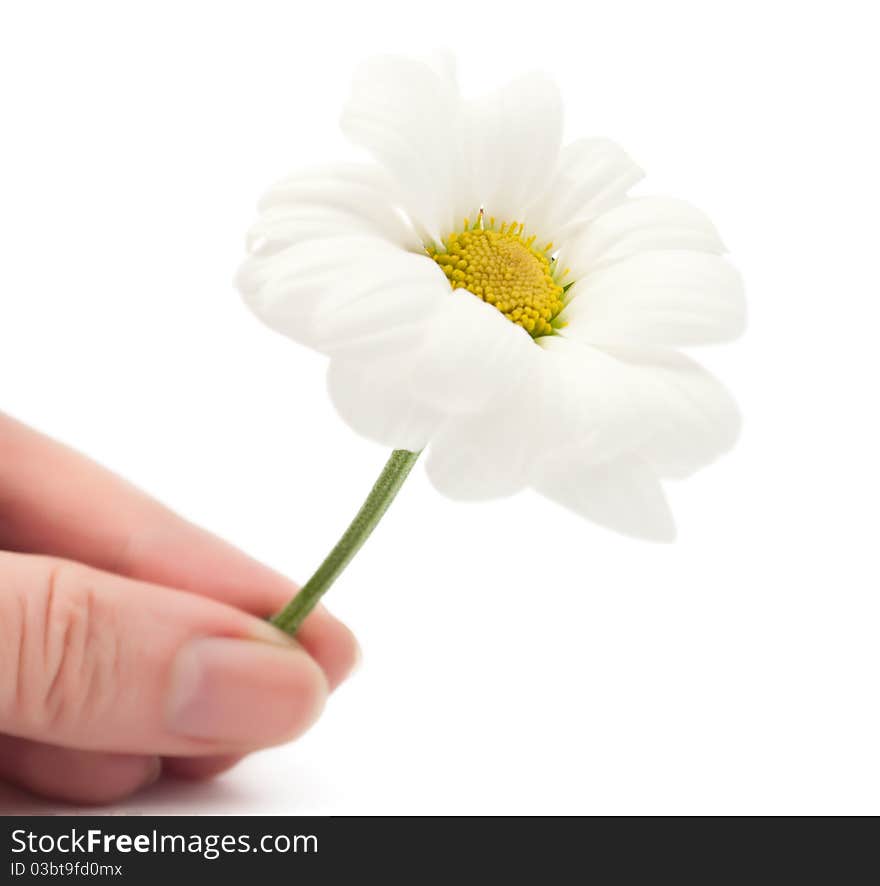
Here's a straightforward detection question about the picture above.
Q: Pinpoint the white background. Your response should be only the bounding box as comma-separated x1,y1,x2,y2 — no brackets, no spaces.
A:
1,1,878,815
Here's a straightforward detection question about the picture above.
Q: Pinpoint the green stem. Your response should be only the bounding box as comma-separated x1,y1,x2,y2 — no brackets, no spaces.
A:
271,449,420,636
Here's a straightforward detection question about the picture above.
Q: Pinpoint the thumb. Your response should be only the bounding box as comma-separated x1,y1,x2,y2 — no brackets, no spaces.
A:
0,552,328,756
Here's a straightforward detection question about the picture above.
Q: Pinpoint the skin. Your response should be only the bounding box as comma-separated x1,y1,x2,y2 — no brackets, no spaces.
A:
0,413,359,804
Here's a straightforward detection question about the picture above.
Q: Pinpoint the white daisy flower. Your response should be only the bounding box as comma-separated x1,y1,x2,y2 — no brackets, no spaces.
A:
238,54,745,554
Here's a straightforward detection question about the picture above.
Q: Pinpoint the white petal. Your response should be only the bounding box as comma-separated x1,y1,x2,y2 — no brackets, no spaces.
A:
525,138,643,243
535,454,676,542
327,354,441,451
559,250,746,347
603,346,741,477
237,234,449,357
532,336,651,469
462,73,563,223
340,55,463,243
424,361,545,500
533,337,739,479
237,237,347,347
557,197,725,279
407,288,540,415
250,164,422,253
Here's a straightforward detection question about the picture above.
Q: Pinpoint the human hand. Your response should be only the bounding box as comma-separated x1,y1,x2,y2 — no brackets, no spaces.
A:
0,414,359,804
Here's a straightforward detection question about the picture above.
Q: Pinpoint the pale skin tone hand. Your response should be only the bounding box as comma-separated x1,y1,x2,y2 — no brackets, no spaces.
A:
0,414,359,804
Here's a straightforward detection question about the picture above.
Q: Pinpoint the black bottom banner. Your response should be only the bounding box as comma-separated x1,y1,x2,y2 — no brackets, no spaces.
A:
3,815,873,882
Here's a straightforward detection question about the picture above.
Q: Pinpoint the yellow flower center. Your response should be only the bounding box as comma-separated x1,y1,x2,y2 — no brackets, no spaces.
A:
429,218,568,338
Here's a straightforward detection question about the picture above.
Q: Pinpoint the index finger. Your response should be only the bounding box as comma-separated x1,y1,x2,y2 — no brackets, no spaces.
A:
0,413,359,687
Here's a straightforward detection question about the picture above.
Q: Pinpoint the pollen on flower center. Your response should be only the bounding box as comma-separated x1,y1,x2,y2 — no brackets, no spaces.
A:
428,218,568,338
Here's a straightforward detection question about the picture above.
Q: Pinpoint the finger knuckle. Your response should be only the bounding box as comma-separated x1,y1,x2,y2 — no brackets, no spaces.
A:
2,560,121,733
